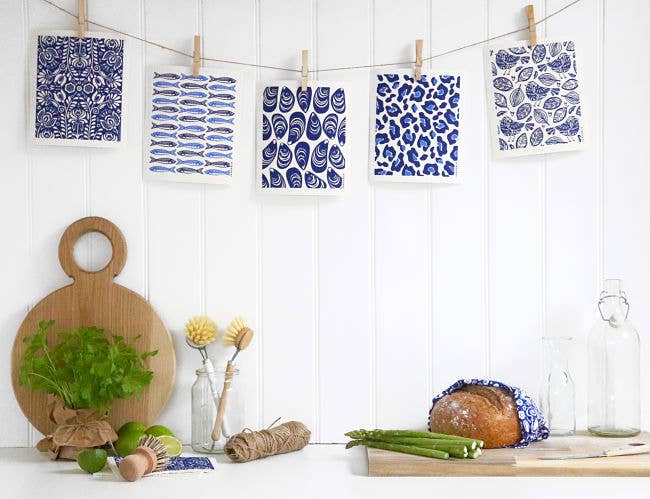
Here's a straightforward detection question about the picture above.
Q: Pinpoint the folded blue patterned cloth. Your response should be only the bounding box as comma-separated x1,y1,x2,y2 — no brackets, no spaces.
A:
428,379,550,447
100,456,218,480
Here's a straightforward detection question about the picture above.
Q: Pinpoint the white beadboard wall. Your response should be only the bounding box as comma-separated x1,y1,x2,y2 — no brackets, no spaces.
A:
1,0,649,446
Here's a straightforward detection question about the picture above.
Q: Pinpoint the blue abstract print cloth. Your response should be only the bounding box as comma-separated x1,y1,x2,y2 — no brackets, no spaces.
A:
113,456,215,471
146,67,239,182
34,33,124,144
488,40,583,156
429,379,550,447
260,82,348,192
373,73,460,180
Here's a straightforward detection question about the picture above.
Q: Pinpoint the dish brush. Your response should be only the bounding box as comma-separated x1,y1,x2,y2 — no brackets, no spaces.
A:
184,316,222,411
212,316,254,441
118,435,169,482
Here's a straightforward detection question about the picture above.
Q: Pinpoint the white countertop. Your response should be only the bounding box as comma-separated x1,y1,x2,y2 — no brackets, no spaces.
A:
2,444,650,499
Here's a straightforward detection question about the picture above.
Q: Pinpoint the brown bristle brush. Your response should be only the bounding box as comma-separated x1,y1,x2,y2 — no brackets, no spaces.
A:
118,435,169,482
212,317,254,441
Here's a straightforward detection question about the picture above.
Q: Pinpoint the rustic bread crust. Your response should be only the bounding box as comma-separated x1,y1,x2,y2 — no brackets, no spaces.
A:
429,385,522,448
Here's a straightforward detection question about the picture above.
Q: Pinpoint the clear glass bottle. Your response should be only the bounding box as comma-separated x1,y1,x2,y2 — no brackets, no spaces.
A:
539,336,576,436
191,366,243,453
588,279,640,437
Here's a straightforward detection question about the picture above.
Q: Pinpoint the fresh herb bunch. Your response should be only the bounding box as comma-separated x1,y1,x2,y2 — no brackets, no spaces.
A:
19,320,158,412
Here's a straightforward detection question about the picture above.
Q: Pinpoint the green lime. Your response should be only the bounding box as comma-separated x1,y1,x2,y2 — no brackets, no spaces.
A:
114,432,143,457
77,448,107,473
117,421,146,436
157,435,182,457
145,425,174,437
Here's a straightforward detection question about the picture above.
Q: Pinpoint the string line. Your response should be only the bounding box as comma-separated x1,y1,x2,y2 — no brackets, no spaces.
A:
40,0,581,73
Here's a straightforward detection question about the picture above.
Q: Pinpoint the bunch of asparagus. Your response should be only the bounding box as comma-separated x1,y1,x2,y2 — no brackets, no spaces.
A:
345,429,484,460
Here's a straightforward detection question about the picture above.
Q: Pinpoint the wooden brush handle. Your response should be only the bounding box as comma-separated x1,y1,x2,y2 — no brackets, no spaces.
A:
118,446,157,482
212,362,235,441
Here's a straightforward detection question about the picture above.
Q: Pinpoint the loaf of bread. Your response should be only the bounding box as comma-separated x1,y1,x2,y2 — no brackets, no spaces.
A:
429,384,522,448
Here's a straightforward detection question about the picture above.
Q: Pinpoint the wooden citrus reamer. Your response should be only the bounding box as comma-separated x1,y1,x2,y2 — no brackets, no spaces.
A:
211,320,253,441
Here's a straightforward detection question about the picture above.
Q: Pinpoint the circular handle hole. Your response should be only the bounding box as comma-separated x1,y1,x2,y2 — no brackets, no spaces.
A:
73,231,113,272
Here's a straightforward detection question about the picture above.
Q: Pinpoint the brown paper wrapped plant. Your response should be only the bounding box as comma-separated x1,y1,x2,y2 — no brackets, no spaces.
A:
19,320,158,460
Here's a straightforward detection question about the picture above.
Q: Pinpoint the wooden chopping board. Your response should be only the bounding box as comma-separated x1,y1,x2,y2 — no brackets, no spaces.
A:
368,432,650,476
11,217,175,436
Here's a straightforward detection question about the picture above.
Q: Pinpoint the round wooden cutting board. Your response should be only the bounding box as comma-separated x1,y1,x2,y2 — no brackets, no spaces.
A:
11,217,175,436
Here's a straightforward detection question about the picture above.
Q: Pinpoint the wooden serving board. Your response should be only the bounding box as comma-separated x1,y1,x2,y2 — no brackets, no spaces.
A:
368,432,650,477
11,217,175,436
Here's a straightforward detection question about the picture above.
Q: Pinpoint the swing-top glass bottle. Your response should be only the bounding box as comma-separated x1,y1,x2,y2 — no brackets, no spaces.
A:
588,279,640,437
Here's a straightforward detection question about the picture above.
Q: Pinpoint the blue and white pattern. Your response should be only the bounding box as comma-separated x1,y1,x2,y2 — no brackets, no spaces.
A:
113,456,215,471
429,379,550,447
109,456,217,478
33,32,124,145
373,73,461,182
487,40,584,157
259,81,349,194
145,66,240,184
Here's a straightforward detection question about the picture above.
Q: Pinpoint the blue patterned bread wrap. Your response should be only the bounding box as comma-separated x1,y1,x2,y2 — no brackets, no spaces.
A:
428,379,550,447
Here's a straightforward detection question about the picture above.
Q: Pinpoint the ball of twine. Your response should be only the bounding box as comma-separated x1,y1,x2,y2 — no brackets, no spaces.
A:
224,421,311,463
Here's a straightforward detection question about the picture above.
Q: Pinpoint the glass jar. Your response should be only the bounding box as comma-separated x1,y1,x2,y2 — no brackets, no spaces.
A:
588,279,640,437
539,336,575,436
191,366,243,453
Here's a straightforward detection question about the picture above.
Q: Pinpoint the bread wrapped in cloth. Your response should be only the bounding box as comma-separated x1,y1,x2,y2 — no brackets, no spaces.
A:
428,379,549,448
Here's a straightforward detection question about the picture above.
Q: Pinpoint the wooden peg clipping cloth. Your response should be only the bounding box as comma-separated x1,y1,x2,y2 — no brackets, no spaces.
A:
525,5,537,45
224,421,311,462
77,0,86,38
301,50,309,92
415,39,423,80
192,35,201,76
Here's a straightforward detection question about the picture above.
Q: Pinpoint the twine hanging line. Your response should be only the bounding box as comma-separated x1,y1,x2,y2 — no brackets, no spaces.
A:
41,0,581,73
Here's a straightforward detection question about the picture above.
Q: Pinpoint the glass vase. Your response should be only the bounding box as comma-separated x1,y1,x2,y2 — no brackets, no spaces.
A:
588,279,640,437
539,336,575,436
191,366,243,453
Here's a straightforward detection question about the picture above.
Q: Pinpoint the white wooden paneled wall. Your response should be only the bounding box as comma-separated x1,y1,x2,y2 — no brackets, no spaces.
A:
1,0,649,446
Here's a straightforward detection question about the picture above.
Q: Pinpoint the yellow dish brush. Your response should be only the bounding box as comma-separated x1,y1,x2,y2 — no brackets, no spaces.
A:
185,315,217,347
212,316,254,441
184,316,222,424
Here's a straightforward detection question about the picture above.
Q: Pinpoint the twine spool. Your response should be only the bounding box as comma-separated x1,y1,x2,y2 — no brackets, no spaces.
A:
224,421,311,463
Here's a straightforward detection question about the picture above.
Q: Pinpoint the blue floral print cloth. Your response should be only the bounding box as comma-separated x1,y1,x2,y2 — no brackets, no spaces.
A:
429,378,550,447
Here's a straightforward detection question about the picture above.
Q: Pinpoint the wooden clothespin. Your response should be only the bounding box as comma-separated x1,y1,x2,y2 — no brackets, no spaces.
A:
414,39,423,81
525,5,537,46
301,49,309,92
192,35,201,76
77,0,86,38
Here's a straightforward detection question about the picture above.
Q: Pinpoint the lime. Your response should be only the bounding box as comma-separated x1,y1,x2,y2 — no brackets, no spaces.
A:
117,421,146,436
114,432,143,457
157,435,182,457
77,448,107,473
145,425,174,437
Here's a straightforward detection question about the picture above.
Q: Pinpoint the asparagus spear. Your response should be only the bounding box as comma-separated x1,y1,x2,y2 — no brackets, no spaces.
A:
347,440,449,460
345,429,484,449
365,437,468,458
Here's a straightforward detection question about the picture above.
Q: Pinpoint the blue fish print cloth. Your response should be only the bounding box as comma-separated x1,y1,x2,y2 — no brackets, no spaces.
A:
34,33,124,144
488,40,583,156
260,82,348,192
146,67,239,183
373,73,460,180
429,379,550,447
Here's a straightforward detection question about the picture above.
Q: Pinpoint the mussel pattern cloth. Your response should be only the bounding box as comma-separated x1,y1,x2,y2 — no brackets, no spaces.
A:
429,379,550,447
35,34,124,143
374,73,460,179
261,85,347,191
488,41,583,153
